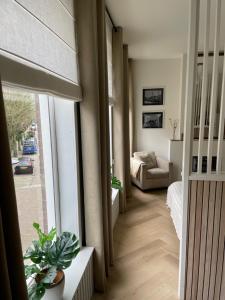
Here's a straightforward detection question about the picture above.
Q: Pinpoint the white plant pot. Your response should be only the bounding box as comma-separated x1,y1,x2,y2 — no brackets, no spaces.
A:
42,271,65,300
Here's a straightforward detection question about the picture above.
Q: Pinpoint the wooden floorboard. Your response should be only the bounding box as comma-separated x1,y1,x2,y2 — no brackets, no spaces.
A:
92,186,179,300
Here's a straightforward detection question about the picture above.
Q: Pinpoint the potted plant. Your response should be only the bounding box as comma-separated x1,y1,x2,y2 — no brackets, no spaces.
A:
24,223,80,300
111,175,122,190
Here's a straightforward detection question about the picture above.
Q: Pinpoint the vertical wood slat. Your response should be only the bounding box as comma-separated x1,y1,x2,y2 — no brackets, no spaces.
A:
208,181,223,299
197,181,210,299
220,240,225,299
194,71,201,127
196,70,202,126
207,0,221,173
198,0,210,173
217,50,225,171
206,74,212,126
202,181,216,300
191,181,203,299
198,76,202,125
194,77,197,126
185,180,225,300
180,0,200,297
214,182,225,299
185,181,198,300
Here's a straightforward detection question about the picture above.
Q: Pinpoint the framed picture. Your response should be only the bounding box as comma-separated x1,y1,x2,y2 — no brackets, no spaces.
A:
143,88,164,105
142,112,163,129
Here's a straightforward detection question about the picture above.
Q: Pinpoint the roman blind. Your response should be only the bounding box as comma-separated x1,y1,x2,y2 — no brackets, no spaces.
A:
0,0,81,100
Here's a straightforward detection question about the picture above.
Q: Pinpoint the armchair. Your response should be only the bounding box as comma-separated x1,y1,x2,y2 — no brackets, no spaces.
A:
131,152,173,190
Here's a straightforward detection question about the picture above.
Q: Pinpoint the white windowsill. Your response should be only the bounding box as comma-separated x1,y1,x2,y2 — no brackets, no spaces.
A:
63,247,94,300
112,188,119,204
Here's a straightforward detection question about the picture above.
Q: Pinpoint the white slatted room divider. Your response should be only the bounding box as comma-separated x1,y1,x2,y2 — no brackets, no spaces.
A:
180,0,225,299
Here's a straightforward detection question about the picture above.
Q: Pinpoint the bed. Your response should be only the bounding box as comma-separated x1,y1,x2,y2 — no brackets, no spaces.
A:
167,181,182,240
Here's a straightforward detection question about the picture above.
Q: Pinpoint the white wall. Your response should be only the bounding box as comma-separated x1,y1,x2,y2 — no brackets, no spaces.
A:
133,58,182,159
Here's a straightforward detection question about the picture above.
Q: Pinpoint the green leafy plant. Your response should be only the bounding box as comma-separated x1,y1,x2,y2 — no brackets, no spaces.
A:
24,223,80,299
111,175,122,190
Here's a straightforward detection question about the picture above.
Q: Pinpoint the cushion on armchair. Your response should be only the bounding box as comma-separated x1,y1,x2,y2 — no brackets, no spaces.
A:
133,151,157,169
146,168,169,179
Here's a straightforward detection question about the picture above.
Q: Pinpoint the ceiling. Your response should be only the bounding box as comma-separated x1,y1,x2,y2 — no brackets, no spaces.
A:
106,0,189,59
106,0,225,60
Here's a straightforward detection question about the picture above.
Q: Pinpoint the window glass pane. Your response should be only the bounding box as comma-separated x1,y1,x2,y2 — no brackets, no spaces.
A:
109,105,114,174
106,13,113,97
3,87,54,252
53,98,82,241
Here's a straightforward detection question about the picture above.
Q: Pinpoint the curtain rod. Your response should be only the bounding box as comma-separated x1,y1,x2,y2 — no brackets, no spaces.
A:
106,6,116,29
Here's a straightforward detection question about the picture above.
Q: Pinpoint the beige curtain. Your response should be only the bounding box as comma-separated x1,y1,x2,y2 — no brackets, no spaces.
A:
112,30,132,210
129,59,135,155
0,80,28,299
112,27,127,212
75,0,113,292
123,45,131,196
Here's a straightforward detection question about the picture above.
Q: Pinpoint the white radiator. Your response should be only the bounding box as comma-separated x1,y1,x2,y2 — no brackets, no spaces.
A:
64,247,94,300
73,254,94,300
112,188,120,228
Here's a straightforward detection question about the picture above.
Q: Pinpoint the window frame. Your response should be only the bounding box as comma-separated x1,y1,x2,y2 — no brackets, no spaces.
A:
51,97,83,242
3,86,83,249
38,95,60,232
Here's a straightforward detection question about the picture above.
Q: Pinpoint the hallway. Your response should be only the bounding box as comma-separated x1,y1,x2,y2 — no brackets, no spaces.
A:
93,186,179,300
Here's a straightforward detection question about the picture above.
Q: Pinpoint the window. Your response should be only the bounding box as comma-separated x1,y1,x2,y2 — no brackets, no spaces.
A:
106,13,113,99
109,104,114,174
3,87,82,252
106,13,115,176
3,87,51,252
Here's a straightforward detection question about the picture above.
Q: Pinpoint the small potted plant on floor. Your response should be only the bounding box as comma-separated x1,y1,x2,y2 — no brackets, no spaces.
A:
24,223,80,300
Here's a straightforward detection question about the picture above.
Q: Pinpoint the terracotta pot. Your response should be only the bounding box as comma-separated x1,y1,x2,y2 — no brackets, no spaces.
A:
40,270,65,300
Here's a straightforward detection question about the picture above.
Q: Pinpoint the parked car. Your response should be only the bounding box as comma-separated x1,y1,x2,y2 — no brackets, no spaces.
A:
14,158,34,175
23,138,37,155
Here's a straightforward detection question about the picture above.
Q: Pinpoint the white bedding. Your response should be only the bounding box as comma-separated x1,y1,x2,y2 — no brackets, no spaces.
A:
167,181,182,240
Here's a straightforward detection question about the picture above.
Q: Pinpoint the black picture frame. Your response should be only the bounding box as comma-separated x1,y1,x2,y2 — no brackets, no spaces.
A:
143,88,164,105
142,112,163,129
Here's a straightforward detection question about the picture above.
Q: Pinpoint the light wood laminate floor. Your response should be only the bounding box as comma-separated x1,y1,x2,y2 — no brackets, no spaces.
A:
93,186,179,300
